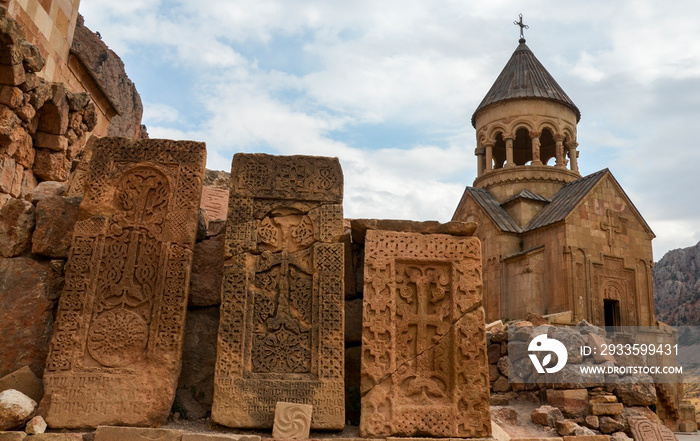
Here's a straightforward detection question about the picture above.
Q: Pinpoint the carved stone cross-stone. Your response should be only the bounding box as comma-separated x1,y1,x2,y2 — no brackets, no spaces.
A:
212,153,344,430
360,230,491,438
41,138,207,428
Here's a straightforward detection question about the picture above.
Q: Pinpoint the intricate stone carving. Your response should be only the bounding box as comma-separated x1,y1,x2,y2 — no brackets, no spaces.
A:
360,230,491,438
272,402,313,439
42,138,206,428
212,153,344,430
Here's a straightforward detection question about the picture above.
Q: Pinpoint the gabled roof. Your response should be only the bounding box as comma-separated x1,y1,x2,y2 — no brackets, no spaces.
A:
462,187,522,233
471,39,581,127
501,189,551,206
524,169,608,231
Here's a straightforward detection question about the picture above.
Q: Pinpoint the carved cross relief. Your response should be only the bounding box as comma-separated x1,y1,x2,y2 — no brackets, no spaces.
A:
600,209,622,246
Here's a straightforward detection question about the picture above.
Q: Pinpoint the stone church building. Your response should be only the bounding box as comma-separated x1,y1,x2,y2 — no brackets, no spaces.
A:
452,37,657,329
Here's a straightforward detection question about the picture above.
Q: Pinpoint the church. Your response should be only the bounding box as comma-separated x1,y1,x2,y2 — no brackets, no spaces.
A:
452,33,657,329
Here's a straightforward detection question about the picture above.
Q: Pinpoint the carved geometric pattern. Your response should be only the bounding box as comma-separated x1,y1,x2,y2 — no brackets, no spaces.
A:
360,230,491,438
213,153,344,430
42,139,206,428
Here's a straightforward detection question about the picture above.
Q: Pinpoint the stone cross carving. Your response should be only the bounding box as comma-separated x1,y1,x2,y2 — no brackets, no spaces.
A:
514,13,528,40
360,230,491,438
211,153,345,430
41,138,207,428
601,209,622,246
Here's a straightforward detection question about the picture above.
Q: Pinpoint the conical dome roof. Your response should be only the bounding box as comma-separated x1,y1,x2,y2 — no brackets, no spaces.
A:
472,39,580,127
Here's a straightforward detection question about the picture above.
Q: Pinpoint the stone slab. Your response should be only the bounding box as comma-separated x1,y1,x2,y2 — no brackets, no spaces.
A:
0,366,44,404
628,417,677,441
360,230,491,438
212,154,344,430
94,426,183,441
563,437,610,441
272,402,312,439
41,138,207,428
350,218,477,243
200,186,229,221
0,432,26,441
24,434,84,440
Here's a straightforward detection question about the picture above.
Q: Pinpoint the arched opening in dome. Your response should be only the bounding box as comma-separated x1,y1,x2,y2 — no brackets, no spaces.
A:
540,128,556,165
493,132,506,169
513,127,532,165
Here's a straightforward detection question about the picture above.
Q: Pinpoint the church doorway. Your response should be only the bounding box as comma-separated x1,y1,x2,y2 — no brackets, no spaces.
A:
604,299,621,331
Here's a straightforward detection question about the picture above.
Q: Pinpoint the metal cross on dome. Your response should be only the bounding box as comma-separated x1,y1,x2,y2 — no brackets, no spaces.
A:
514,13,528,40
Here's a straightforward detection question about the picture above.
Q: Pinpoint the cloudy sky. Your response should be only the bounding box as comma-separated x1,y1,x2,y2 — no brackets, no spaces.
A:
79,0,700,260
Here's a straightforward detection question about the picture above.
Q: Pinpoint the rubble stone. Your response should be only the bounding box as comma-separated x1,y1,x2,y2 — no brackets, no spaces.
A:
613,381,656,406
547,389,589,417
24,416,45,434
590,403,623,416
32,150,70,182
0,390,36,431
531,405,564,427
556,420,581,436
599,416,625,434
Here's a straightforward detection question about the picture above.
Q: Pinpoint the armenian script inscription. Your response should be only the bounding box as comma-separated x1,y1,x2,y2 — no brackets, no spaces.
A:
42,138,207,428
212,154,344,429
360,230,491,438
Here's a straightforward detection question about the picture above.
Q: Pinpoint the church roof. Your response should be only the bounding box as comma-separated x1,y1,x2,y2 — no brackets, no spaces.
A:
471,39,581,127
501,189,551,206
524,168,608,230
462,187,522,233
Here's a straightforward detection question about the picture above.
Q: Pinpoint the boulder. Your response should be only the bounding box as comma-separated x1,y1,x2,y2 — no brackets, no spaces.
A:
613,380,656,406
0,390,36,431
493,376,511,393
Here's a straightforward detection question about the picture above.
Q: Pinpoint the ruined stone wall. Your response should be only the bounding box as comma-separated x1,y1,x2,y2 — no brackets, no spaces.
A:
1,0,80,84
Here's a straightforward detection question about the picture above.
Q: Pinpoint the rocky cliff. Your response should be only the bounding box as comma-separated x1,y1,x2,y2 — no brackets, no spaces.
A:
71,15,146,139
653,241,700,326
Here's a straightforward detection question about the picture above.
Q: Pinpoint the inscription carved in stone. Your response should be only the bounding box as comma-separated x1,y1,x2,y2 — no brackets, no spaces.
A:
42,138,207,428
629,417,678,441
360,230,491,438
212,153,344,429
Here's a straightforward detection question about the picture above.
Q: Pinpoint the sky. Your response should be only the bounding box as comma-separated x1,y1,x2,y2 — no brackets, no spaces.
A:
79,0,700,260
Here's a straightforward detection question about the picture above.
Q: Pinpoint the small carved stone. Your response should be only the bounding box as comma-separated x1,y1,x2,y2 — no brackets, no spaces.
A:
272,402,312,439
629,417,678,441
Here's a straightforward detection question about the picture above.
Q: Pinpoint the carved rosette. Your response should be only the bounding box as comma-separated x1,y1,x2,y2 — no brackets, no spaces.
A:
213,154,345,430
360,230,491,438
42,138,206,428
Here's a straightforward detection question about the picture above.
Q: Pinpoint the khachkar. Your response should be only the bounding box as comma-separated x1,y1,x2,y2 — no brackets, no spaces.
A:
360,230,492,438
212,153,345,429
41,138,207,428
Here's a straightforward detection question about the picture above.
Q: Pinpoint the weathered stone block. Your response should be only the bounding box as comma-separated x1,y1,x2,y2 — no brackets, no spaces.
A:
556,420,581,436
613,381,655,406
18,170,36,200
0,87,22,109
32,196,80,258
178,307,218,408
189,234,224,306
599,416,625,434
32,149,70,182
0,64,25,86
25,181,64,204
360,230,490,438
546,389,588,417
531,405,564,427
272,402,312,439
212,154,345,430
94,426,184,441
9,129,34,169
0,197,34,257
0,155,18,194
588,333,615,363
41,138,207,428
0,367,43,403
0,390,35,431
563,436,610,441
0,258,52,378
0,432,27,441
344,297,362,344
590,402,623,416
182,435,260,441
33,132,68,152
29,434,84,440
